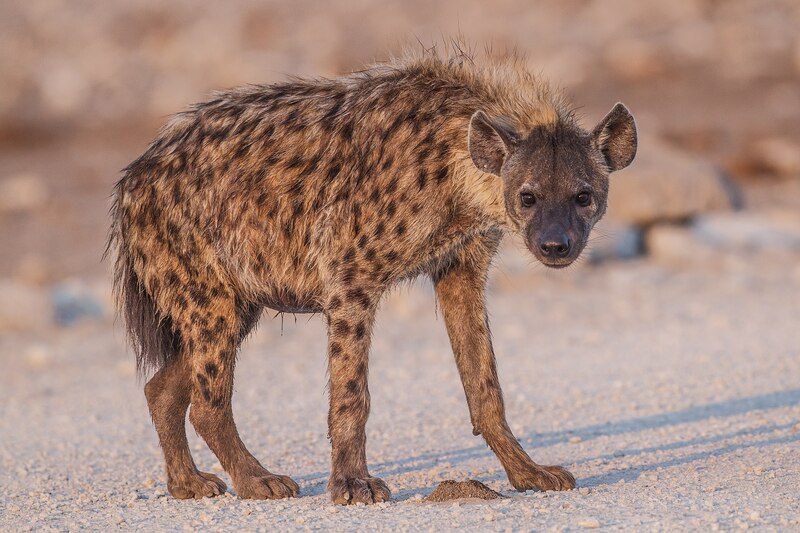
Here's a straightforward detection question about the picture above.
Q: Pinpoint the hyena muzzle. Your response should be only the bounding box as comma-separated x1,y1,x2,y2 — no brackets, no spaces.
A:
108,49,636,504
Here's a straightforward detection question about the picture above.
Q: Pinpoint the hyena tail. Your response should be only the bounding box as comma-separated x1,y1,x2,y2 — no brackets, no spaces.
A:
106,188,180,379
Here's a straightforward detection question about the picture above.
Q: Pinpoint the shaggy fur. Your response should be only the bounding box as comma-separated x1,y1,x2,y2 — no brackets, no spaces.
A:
107,45,635,503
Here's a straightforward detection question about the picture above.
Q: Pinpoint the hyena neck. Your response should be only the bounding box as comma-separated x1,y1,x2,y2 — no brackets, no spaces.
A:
450,148,515,233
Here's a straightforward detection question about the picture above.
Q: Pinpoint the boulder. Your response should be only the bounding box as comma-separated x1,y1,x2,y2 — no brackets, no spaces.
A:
607,140,740,225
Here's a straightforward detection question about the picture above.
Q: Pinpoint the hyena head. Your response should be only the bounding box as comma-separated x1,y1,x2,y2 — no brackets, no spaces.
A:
468,103,637,268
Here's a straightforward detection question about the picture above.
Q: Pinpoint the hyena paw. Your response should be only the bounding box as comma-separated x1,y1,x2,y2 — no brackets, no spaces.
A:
167,470,227,499
329,475,391,505
234,473,300,500
509,464,576,492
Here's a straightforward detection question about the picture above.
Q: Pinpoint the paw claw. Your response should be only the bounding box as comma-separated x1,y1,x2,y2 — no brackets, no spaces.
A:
329,476,391,505
236,473,299,500
510,464,576,492
168,470,227,499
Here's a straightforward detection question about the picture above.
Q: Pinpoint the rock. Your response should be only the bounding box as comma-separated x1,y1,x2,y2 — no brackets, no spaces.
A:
607,139,740,225
51,281,106,326
645,224,716,263
588,219,643,262
692,211,800,252
424,480,503,502
0,174,48,214
730,137,800,180
577,518,601,528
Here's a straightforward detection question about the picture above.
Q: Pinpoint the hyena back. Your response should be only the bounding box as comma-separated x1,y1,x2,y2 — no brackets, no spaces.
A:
108,50,636,503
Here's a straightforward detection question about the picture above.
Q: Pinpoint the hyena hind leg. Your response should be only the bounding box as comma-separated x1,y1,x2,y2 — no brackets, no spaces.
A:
184,296,299,500
144,355,227,499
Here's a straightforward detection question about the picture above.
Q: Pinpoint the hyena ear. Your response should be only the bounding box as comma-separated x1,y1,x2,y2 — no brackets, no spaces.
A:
468,110,519,175
591,103,637,171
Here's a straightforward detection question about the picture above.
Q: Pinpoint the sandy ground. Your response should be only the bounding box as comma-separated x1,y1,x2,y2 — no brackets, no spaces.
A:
1,245,799,532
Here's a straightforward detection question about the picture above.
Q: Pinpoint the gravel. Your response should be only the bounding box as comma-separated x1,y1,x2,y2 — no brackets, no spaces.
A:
1,248,799,531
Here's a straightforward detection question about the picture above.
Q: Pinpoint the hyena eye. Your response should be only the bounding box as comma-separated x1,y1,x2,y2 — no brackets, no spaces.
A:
576,191,592,207
520,192,536,208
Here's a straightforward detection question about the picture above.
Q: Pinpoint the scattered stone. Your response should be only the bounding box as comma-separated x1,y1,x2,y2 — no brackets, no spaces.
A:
24,345,52,369
607,139,740,225
51,281,106,325
424,480,503,502
579,487,591,496
588,219,643,263
645,224,716,264
692,211,800,252
577,518,601,529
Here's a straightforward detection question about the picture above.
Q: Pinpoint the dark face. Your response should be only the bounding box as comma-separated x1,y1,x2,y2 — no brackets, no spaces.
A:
501,126,609,267
468,103,637,269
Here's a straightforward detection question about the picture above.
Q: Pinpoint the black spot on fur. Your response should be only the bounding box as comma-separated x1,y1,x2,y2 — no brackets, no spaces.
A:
346,379,359,394
330,342,343,357
374,222,385,238
189,286,210,307
340,265,357,285
417,169,427,190
355,322,366,339
369,187,380,204
346,288,370,310
385,176,399,195
358,234,368,249
286,155,305,170
334,319,351,336
353,204,361,235
434,166,449,183
329,296,342,310
327,163,341,181
394,221,406,237
341,121,354,141
205,362,219,378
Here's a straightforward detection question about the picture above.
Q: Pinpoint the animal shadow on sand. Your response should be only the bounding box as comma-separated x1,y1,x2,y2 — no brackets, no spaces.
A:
306,388,800,500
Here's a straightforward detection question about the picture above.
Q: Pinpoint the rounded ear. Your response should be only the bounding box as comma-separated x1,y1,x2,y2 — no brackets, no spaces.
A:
592,103,637,171
468,110,519,175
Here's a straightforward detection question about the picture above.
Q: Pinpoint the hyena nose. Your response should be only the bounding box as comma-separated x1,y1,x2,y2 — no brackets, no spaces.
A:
539,237,571,258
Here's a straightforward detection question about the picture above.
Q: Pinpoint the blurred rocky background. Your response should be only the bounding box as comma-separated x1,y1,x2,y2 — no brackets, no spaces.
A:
1,0,799,333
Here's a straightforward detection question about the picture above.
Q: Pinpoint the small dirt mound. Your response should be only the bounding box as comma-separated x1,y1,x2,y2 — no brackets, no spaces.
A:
424,480,503,502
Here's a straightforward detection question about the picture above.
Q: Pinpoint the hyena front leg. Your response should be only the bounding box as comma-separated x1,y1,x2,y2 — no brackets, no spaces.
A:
144,354,227,499
325,291,390,505
184,294,298,500
433,235,576,492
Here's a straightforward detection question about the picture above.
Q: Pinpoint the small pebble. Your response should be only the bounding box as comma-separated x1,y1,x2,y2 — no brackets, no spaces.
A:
578,518,601,528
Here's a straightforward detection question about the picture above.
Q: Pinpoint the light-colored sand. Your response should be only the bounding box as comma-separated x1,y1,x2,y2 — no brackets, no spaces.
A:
2,249,799,531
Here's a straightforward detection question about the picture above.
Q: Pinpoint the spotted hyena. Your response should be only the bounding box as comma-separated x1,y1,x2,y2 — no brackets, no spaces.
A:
108,48,637,504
